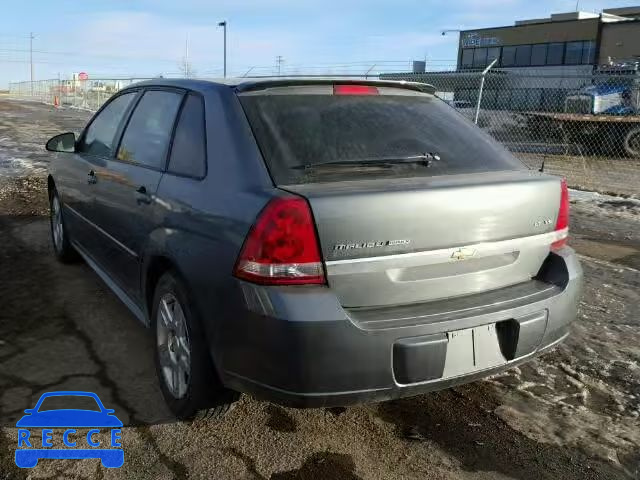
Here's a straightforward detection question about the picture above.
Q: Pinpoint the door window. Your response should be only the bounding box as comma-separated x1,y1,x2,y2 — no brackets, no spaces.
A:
80,92,136,157
117,90,183,169
168,94,207,178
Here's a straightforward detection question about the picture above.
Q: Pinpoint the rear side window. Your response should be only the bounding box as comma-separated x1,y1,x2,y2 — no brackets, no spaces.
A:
117,90,183,169
168,94,206,178
81,92,136,157
239,88,523,185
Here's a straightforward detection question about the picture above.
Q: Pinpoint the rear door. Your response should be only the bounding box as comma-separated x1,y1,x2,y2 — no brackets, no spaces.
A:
239,84,565,308
91,88,184,302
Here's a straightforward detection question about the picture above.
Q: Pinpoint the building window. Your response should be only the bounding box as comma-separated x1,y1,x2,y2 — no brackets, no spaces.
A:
460,39,596,70
461,49,474,68
547,42,564,65
565,41,583,65
473,48,488,68
501,46,516,67
515,45,532,67
582,41,596,64
531,44,548,66
487,47,501,66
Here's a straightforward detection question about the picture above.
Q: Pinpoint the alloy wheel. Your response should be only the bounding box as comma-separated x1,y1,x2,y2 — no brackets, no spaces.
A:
156,293,191,399
51,195,64,252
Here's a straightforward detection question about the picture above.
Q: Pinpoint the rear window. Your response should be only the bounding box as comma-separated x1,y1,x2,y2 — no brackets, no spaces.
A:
239,88,523,185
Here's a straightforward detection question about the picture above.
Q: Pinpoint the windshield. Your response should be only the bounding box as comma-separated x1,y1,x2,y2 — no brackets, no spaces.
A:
239,91,523,185
37,395,101,412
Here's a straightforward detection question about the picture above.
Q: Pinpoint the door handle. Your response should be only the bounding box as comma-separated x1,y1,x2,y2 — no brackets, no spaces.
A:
135,185,152,205
87,170,97,184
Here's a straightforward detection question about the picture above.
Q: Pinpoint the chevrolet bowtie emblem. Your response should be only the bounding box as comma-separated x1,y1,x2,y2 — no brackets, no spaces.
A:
451,247,476,260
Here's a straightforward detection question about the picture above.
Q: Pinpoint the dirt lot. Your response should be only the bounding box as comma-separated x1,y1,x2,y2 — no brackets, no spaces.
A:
0,100,639,479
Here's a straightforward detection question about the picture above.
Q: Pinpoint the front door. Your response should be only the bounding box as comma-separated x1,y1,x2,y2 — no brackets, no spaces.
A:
68,91,139,252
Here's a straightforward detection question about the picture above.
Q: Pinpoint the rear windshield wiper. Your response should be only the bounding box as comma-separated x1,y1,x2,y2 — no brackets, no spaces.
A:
293,153,441,170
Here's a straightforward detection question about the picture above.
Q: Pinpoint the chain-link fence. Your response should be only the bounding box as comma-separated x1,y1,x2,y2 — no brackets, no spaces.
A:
383,69,640,196
8,78,151,111
8,70,640,197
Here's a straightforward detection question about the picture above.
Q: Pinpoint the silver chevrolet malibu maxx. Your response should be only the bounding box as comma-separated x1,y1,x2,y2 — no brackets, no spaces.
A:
45,78,582,419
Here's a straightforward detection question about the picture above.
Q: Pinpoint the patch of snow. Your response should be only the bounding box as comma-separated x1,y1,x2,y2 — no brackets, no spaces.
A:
570,188,640,220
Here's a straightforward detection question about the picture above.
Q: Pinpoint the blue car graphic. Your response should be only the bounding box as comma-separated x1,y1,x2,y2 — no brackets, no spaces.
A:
15,391,123,468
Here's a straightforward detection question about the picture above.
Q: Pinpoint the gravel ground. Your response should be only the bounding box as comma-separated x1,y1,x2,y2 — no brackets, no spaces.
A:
0,100,639,479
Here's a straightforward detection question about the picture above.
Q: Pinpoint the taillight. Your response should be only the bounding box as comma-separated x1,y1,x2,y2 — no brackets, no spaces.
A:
551,178,569,250
333,84,379,95
234,196,325,285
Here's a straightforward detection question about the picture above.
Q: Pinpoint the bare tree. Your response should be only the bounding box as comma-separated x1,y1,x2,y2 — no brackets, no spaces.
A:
179,34,195,78
178,57,196,78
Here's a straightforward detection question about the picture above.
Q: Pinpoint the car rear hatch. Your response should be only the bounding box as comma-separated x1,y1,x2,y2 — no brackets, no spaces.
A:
237,82,567,308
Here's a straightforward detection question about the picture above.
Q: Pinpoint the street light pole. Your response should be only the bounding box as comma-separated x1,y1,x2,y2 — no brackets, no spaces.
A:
217,21,227,77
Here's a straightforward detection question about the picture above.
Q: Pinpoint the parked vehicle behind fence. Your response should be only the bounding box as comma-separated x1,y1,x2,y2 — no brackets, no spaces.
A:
45,78,582,419
528,62,640,157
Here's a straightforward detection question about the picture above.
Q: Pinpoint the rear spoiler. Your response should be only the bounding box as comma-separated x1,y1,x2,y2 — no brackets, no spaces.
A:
234,78,436,95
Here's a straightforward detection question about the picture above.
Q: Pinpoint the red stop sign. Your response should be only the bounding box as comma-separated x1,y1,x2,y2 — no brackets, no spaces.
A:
78,72,89,81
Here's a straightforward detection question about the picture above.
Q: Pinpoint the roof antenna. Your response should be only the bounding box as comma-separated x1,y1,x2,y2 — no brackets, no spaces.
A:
575,0,580,11
539,158,546,173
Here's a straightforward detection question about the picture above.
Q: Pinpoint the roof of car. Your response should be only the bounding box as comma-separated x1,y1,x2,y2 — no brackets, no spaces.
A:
126,77,436,95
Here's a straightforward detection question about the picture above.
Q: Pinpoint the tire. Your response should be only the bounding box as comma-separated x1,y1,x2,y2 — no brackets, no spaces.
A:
152,271,237,420
623,126,640,158
49,188,79,263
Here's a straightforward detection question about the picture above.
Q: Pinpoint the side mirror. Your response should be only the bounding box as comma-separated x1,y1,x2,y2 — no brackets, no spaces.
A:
23,409,34,415
46,132,76,153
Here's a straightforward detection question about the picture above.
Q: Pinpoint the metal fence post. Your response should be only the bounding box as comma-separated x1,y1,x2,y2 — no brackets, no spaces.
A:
365,64,376,79
474,59,498,125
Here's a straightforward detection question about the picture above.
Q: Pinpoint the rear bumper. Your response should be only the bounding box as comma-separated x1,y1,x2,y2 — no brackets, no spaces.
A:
219,248,582,408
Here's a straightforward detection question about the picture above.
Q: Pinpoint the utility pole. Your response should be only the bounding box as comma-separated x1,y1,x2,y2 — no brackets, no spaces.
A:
30,32,35,95
217,21,227,77
276,55,284,76
184,33,190,78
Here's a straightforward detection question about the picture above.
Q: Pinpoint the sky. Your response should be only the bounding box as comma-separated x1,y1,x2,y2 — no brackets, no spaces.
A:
1,0,639,87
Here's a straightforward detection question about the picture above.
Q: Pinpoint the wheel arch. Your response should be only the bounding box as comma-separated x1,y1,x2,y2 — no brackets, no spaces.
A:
142,251,208,329
142,251,228,385
143,254,182,322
